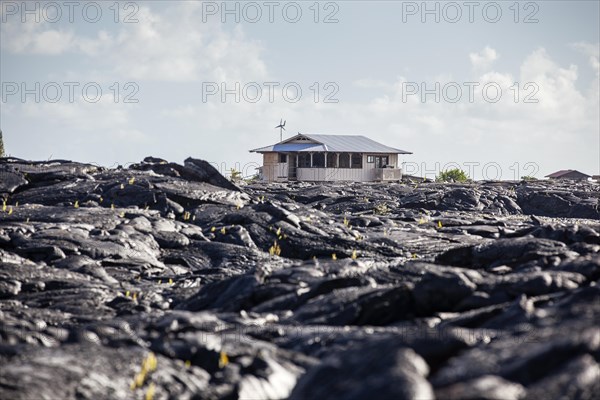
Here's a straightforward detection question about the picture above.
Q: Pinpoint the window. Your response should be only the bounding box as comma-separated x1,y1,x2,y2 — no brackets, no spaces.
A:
367,155,374,163
312,153,325,168
374,156,389,168
327,153,338,168
298,153,311,168
339,153,350,168
279,154,287,163
351,153,363,169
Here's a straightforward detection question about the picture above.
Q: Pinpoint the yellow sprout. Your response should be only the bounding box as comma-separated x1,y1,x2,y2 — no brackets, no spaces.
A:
120,183,125,189
111,203,115,210
351,250,357,260
132,292,137,302
131,374,143,390
7,207,13,215
412,253,418,259
220,227,226,235
74,201,79,208
15,201,18,207
438,220,443,228
157,280,162,284
125,290,130,297
169,278,173,285
145,383,155,400
130,352,158,391
269,241,281,256
332,253,337,260
343,216,349,227
129,177,135,185
185,360,191,368
276,227,281,236
219,351,229,368
26,217,30,223
210,226,216,232
144,352,157,372
183,211,191,221
119,211,125,218
418,218,425,224
1,200,6,212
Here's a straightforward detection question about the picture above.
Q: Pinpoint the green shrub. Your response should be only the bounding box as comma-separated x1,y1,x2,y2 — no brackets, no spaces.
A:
521,176,537,181
436,168,469,183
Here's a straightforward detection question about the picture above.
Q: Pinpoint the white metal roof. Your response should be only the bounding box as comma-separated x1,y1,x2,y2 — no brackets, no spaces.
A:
250,133,412,154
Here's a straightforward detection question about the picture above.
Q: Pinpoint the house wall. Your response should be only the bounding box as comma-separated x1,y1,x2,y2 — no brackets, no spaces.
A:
297,168,374,181
262,153,287,181
362,154,399,170
262,152,404,182
375,168,402,181
298,154,403,181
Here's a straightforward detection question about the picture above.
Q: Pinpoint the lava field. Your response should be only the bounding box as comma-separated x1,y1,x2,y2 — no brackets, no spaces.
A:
1,156,599,399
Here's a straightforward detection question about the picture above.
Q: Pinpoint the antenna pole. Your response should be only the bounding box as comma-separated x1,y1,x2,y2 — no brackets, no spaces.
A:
275,119,286,143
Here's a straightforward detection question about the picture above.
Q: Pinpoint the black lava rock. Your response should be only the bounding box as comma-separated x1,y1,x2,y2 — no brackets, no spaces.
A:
1,157,599,399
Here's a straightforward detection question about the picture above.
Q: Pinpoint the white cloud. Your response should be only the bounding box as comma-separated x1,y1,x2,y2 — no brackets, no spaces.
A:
571,41,600,75
0,17,75,55
469,46,499,70
0,2,267,82
520,48,587,118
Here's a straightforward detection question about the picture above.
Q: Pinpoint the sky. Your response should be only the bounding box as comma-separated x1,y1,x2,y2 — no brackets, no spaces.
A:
1,0,599,180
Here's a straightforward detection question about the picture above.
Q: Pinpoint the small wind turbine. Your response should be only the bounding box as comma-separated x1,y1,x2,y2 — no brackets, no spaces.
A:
275,119,286,142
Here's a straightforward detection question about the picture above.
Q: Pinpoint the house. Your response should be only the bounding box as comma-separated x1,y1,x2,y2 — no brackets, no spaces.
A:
250,133,412,182
545,170,592,180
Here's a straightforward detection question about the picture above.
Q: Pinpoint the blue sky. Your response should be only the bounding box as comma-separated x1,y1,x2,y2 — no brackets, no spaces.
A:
1,1,599,179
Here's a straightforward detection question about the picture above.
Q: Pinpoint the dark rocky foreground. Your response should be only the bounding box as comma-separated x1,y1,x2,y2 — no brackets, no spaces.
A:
1,156,599,400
